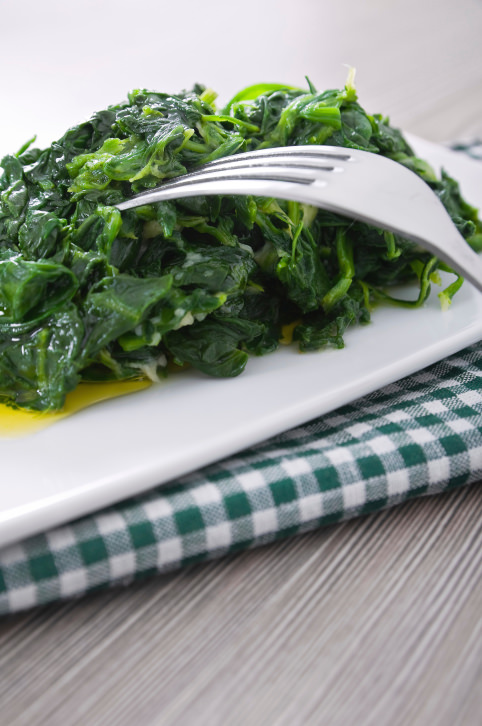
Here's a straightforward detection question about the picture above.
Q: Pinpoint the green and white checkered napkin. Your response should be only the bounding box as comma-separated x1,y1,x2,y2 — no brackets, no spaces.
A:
1,341,482,615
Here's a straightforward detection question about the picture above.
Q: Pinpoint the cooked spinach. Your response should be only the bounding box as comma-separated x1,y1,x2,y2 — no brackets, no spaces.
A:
1,77,480,411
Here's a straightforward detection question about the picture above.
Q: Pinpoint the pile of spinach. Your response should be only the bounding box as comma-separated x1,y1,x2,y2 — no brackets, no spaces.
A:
0,78,481,411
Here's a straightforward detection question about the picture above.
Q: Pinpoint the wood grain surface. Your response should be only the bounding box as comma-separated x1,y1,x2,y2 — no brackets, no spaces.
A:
1,1,482,723
0,486,480,726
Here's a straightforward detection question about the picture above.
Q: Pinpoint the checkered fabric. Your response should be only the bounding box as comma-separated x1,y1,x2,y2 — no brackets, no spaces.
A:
1,341,482,615
451,139,482,161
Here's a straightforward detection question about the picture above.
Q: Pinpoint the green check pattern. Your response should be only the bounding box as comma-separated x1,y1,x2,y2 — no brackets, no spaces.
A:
1,341,482,615
451,139,482,161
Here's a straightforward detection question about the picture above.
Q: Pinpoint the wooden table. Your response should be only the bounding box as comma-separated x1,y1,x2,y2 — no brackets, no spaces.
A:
1,486,480,725
1,1,481,724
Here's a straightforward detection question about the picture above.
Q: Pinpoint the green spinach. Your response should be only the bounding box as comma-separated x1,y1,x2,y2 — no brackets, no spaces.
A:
0,77,480,411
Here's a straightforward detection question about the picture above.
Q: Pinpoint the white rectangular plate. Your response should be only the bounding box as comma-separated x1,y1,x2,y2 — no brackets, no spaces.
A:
1,137,481,548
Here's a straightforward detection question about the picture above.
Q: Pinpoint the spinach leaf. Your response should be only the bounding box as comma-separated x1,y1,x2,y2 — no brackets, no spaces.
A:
0,76,480,411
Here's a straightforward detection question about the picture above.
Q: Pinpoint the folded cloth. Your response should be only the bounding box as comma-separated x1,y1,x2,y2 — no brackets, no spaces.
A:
1,341,482,615
451,139,482,160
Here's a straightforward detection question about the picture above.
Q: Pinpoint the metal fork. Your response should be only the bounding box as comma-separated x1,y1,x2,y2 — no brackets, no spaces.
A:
116,145,482,293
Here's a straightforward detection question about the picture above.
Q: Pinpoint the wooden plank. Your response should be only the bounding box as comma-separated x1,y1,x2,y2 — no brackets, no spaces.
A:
0,485,480,725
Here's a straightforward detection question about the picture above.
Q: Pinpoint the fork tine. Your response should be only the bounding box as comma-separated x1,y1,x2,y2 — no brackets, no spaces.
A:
156,156,339,189
116,174,323,211
116,148,347,211
116,146,351,209
203,146,353,165
116,161,325,210
188,154,342,175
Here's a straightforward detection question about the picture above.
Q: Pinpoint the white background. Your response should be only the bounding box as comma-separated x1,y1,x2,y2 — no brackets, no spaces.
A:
1,0,482,156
